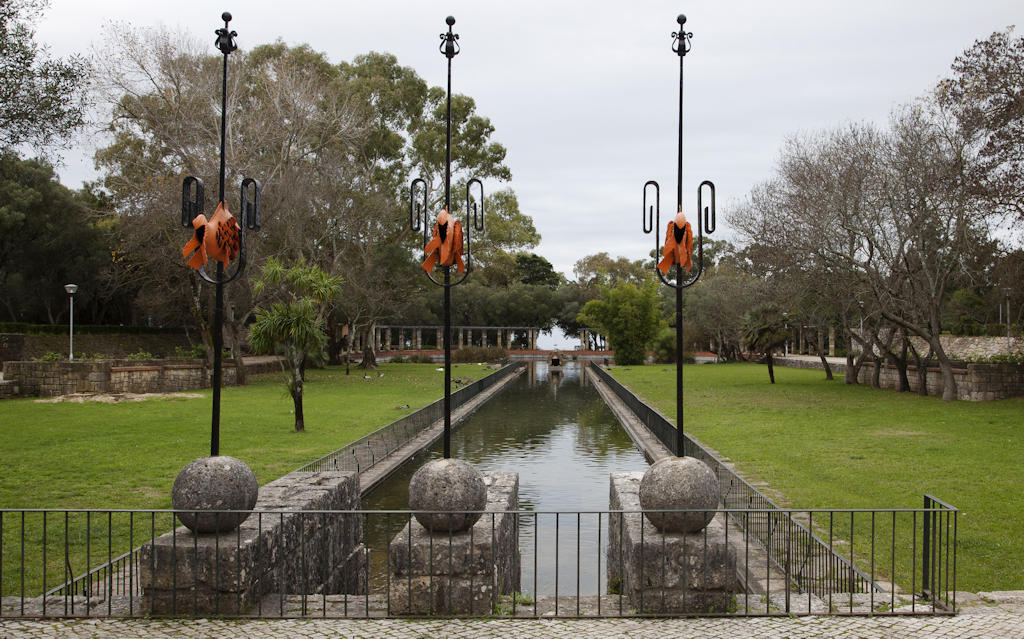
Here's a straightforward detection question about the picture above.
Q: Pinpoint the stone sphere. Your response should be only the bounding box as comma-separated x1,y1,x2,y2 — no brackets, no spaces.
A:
639,456,719,533
172,456,259,533
408,458,486,532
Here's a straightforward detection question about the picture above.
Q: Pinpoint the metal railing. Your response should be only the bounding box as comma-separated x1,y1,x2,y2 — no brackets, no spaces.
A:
586,362,958,605
1,505,956,618
24,363,522,606
296,362,521,474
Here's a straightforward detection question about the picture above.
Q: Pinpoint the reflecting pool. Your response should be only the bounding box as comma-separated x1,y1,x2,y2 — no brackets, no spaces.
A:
363,361,650,598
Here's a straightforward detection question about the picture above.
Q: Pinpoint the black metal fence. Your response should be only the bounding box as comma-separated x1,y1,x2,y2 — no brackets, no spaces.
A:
296,362,522,474
1,505,956,618
586,362,957,608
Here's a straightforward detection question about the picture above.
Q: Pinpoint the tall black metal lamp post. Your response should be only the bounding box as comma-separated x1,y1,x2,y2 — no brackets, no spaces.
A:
405,16,488,536
180,12,262,458
172,12,262,535
642,14,715,458
637,14,719,536
409,15,484,459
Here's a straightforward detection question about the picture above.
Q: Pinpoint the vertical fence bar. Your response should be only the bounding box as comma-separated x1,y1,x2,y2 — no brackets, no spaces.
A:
555,513,559,616
84,511,89,616
922,497,930,600
107,511,112,616
597,512,602,617
41,512,47,616
577,512,585,618
911,510,917,613
534,512,538,618
20,512,26,616
128,512,134,615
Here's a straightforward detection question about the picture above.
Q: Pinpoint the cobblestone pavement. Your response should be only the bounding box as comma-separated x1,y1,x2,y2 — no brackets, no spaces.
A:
3,595,1023,639
2,612,1023,639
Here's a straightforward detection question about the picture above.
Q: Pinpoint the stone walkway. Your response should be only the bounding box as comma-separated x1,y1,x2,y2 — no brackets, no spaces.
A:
2,593,1022,639
2,601,1023,639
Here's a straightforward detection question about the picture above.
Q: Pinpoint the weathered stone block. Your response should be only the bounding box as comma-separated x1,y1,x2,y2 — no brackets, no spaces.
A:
141,470,365,615
388,472,519,615
609,472,738,614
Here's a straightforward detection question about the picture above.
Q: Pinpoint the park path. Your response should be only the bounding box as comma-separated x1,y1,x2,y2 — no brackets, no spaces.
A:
1,594,1023,639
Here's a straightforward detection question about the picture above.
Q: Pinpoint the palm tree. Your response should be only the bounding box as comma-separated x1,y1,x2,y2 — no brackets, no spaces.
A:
248,259,342,431
742,303,791,384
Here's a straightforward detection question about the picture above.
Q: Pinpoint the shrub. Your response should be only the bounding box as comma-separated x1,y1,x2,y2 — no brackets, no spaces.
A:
174,344,206,359
125,349,155,360
452,346,506,363
37,351,62,361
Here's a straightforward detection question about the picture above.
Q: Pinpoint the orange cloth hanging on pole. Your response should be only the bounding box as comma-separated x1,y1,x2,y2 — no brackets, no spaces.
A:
657,208,693,275
182,202,241,270
182,214,209,270
422,209,465,274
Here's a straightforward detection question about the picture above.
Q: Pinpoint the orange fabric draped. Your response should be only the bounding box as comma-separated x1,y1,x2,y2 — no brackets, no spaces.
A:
183,202,241,270
422,219,465,274
182,214,209,270
657,219,693,275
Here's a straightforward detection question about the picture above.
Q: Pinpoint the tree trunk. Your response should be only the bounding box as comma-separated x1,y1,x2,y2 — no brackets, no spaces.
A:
226,301,247,386
871,354,882,388
845,350,855,384
766,352,775,384
909,344,929,396
358,345,377,370
930,337,958,401
291,357,304,431
895,338,910,392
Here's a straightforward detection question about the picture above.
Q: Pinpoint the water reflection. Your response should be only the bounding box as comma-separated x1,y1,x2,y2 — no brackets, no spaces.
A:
363,361,649,598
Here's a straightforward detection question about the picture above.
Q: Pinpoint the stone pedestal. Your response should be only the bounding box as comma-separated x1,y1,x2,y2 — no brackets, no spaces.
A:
608,472,737,614
141,471,366,615
388,472,519,615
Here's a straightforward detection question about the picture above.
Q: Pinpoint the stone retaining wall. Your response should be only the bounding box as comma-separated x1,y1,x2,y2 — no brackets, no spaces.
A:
1,358,283,398
855,361,1024,401
140,470,366,615
776,357,1024,401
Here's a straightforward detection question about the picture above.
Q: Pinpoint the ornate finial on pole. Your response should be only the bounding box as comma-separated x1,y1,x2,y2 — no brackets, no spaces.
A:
672,14,692,57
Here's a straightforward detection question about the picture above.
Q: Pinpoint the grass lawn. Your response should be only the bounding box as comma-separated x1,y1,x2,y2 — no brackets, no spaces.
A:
610,362,1024,593
0,362,486,595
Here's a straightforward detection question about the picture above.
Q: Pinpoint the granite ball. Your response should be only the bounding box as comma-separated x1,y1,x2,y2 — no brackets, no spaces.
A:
172,456,259,533
639,456,719,533
408,458,486,532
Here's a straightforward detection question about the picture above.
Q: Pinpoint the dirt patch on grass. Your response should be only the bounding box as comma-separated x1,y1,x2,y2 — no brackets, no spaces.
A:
872,429,927,437
36,392,203,404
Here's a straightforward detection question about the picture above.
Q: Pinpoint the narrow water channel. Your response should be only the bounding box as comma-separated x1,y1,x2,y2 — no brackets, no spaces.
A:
363,361,650,599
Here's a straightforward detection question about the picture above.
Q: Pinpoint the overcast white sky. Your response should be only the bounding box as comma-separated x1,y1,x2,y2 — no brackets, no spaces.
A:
35,0,1020,346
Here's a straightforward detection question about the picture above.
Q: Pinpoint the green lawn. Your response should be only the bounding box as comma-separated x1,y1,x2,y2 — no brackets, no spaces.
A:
0,362,484,595
610,363,1024,592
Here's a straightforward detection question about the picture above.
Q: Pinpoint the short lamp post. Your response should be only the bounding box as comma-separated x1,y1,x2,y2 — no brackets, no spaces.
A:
1005,287,1013,356
64,284,78,360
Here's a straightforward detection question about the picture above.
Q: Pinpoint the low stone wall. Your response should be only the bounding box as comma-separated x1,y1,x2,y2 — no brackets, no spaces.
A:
608,472,738,614
388,473,519,615
775,357,1024,401
855,361,1024,401
0,359,267,397
140,470,366,615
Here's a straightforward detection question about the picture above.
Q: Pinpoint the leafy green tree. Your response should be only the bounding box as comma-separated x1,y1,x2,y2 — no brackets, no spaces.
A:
578,281,663,365
0,0,88,150
742,303,790,384
513,253,560,288
0,153,108,323
248,259,342,432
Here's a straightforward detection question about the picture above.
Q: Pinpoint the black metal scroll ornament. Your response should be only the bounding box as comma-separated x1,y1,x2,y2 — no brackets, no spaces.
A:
180,12,262,457
408,16,484,459
642,14,716,458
